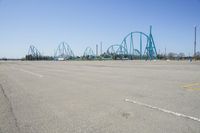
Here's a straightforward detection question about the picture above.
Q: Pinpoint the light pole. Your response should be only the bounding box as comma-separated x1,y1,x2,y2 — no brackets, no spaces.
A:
194,25,197,57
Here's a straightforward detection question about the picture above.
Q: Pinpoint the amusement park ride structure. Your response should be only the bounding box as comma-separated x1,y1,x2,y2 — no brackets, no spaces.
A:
26,26,157,60
54,42,74,60
107,26,157,60
28,45,41,57
83,47,95,59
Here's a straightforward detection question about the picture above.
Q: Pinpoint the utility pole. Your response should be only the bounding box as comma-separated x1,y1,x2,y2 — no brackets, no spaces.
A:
194,26,197,57
100,42,102,56
164,47,167,60
96,44,98,56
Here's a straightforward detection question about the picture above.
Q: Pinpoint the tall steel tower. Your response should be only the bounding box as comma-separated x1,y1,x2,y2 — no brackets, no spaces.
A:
96,44,98,56
194,26,197,57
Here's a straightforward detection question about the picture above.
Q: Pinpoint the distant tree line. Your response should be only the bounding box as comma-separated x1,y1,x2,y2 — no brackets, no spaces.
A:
22,51,200,61
157,52,186,60
194,51,200,60
100,53,149,60
157,51,200,60
0,58,21,61
25,55,54,60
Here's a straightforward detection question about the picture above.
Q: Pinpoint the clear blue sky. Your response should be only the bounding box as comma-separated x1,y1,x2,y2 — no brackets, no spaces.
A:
0,0,200,58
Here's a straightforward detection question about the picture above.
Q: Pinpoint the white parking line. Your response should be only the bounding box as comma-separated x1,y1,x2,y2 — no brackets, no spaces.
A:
125,98,200,123
19,69,43,78
11,67,44,78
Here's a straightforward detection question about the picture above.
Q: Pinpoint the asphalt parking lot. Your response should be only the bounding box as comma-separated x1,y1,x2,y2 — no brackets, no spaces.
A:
0,60,200,133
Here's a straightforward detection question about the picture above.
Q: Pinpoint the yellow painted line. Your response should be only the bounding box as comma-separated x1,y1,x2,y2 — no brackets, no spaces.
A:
191,88,200,91
186,88,200,91
182,83,200,88
182,82,200,91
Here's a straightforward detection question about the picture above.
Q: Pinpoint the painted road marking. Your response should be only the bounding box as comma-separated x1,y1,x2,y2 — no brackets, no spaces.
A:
19,69,43,78
11,67,44,78
182,82,200,91
125,98,200,123
183,83,200,88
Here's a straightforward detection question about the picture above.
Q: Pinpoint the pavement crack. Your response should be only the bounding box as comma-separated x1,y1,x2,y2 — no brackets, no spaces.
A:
0,84,20,132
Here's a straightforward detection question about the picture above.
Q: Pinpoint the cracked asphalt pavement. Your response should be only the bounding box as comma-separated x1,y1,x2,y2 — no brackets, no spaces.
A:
0,60,200,133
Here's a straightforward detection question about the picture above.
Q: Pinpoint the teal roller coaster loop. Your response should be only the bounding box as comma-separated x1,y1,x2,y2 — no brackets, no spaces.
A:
83,47,95,58
28,45,41,57
54,42,74,60
107,44,128,55
107,26,157,60
120,31,149,58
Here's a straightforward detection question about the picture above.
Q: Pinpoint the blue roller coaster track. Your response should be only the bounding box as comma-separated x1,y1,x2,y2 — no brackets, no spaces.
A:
107,26,157,60
28,45,41,57
54,42,74,60
26,26,158,60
